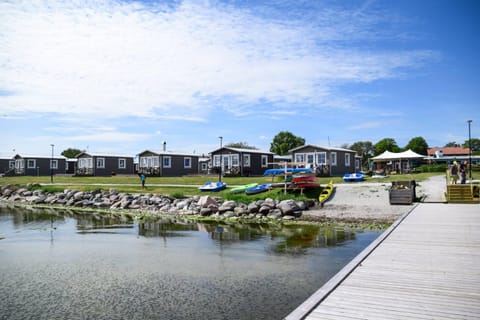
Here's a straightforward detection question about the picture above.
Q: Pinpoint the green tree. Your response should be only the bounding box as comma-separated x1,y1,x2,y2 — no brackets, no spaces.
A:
404,136,428,155
270,131,305,155
225,142,258,149
374,138,400,155
62,148,83,158
462,138,480,154
349,141,374,167
444,141,459,147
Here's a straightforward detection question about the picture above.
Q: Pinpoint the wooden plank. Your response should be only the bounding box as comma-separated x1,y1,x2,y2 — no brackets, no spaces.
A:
287,203,480,320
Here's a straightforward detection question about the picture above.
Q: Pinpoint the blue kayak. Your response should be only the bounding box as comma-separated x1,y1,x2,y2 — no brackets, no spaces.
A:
199,181,227,192
263,168,314,176
245,183,271,195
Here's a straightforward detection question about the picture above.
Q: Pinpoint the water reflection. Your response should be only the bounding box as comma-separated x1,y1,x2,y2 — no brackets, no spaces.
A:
0,205,381,320
1,204,358,253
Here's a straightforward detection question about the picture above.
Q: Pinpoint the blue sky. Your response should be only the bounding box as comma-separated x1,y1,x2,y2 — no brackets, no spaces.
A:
1,0,479,157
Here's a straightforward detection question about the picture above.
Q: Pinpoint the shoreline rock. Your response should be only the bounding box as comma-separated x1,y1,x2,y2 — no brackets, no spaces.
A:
0,185,314,221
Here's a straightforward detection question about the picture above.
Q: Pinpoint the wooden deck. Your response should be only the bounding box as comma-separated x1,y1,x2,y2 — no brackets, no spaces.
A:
286,203,480,320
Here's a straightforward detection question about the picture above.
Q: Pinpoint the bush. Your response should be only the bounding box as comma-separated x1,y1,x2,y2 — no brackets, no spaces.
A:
417,164,447,173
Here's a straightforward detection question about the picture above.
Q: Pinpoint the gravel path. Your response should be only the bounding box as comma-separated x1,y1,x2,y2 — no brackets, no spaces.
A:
302,175,447,222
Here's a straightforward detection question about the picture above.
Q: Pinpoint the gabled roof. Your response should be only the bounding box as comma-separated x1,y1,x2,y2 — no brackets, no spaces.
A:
289,144,355,153
427,147,470,156
210,147,273,155
76,152,133,158
137,149,200,157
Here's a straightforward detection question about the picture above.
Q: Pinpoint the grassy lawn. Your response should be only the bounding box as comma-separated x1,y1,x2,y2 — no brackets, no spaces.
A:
0,172,444,200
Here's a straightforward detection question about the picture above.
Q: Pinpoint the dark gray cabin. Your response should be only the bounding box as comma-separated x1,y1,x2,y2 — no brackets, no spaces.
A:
11,154,67,176
289,145,358,176
0,157,15,176
137,150,200,177
209,147,274,176
75,152,134,176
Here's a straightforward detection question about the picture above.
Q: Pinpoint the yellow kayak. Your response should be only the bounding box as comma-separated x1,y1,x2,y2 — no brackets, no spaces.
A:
319,180,334,204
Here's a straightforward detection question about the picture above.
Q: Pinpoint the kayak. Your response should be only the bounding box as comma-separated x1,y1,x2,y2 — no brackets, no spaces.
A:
319,180,334,204
230,183,259,194
245,184,271,195
199,181,227,192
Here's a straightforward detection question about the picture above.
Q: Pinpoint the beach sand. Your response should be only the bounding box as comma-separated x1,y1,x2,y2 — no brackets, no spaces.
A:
302,175,447,222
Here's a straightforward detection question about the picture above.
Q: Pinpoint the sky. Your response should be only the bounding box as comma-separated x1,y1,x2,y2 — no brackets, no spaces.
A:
1,0,479,158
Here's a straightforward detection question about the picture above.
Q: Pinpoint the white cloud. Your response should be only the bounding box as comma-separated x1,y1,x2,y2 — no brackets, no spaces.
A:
0,0,435,121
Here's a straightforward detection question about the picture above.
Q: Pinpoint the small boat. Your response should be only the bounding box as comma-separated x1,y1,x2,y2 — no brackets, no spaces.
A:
263,168,314,176
319,180,334,204
292,174,317,183
293,182,320,189
199,181,227,192
343,173,364,182
230,183,258,194
245,183,271,195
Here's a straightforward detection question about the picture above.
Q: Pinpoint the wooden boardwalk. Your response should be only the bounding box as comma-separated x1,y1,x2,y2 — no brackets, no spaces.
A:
286,203,480,320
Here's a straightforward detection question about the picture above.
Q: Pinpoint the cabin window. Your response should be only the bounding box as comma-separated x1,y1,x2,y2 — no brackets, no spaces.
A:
355,159,361,170
78,158,93,169
261,155,268,167
9,161,15,168
222,155,229,168
163,156,171,168
317,152,327,165
243,154,250,167
330,152,337,166
15,159,24,169
201,163,207,171
295,154,305,163
231,154,239,167
345,153,351,166
118,158,126,169
50,160,58,169
213,155,220,167
184,157,192,168
96,158,105,168
27,159,36,169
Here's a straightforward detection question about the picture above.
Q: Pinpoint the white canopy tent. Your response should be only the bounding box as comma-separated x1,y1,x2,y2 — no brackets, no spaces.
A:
371,149,426,174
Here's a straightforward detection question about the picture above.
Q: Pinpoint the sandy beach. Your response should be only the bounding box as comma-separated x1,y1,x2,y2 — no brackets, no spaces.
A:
303,175,447,222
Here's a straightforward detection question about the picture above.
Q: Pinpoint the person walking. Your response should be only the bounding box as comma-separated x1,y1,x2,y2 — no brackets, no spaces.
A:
140,172,146,189
459,160,467,184
450,160,459,184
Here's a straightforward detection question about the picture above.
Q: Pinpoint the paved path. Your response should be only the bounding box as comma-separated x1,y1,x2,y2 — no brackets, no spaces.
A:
286,202,480,319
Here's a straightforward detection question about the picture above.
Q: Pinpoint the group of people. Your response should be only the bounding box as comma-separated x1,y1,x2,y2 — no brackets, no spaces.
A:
450,160,468,184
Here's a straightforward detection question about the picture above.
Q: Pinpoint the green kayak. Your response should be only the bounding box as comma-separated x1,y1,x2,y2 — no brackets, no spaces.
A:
230,183,259,194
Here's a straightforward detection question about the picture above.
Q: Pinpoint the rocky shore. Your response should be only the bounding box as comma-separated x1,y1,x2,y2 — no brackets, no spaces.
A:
0,184,315,221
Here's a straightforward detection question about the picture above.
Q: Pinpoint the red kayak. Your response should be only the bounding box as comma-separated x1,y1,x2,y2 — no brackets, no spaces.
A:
292,174,317,183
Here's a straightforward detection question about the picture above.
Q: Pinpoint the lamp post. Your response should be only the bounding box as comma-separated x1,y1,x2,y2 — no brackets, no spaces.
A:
218,136,223,182
50,144,54,183
468,120,472,181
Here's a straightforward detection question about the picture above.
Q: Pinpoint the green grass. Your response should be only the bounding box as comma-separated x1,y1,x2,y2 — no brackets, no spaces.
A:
0,172,443,200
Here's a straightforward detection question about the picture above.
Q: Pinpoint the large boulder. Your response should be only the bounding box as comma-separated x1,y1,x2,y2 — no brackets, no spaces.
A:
198,196,218,208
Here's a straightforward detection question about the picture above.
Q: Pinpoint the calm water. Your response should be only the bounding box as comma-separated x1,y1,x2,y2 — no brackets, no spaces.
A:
0,205,381,320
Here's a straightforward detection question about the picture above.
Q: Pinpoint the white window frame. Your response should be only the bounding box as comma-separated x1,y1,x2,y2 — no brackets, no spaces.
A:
163,156,171,168
27,159,36,169
355,159,361,170
118,158,126,169
330,152,337,166
261,155,268,168
231,154,239,167
201,163,207,171
79,158,93,169
317,152,327,165
213,155,221,167
295,153,305,163
184,157,192,169
96,157,105,168
345,153,351,166
243,154,250,167
50,159,58,169
9,161,15,169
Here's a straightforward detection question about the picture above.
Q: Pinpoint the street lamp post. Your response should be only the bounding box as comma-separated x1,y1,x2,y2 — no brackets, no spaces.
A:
50,144,54,183
218,136,223,182
468,120,472,181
